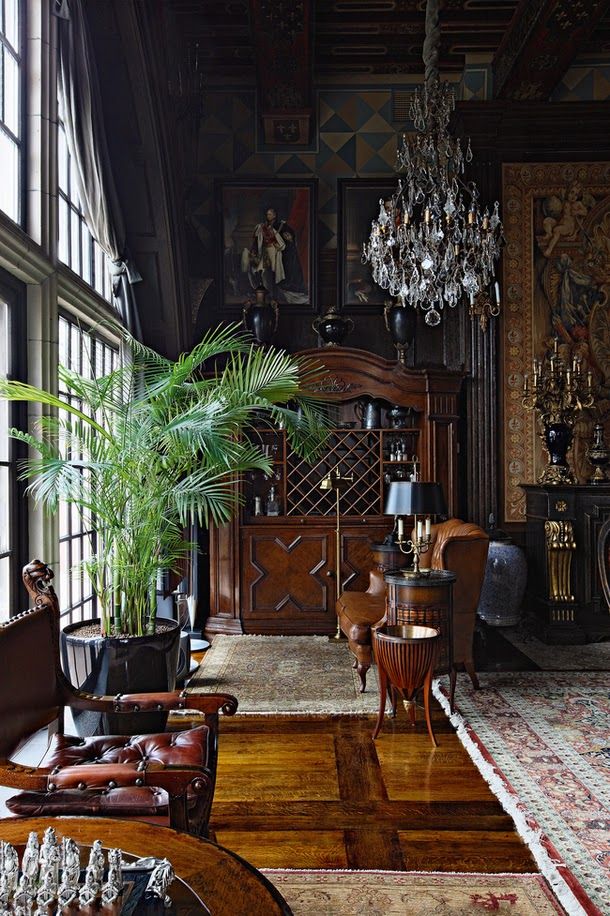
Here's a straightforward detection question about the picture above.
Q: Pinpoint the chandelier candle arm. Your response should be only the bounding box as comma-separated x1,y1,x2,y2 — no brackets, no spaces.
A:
396,513,433,577
362,0,503,328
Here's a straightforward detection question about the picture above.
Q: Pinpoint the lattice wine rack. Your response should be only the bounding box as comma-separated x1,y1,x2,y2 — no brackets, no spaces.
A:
243,427,420,521
287,430,382,517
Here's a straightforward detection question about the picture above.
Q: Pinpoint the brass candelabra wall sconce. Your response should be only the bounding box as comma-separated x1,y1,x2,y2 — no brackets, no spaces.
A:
522,338,594,485
385,480,447,578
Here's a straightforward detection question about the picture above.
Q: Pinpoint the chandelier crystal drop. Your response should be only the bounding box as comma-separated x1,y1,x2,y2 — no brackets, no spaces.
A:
361,0,504,328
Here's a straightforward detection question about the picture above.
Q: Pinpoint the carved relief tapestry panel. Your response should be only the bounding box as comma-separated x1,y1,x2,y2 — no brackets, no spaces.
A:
502,163,610,523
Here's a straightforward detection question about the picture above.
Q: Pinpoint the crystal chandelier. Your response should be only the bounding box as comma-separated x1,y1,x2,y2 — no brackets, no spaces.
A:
362,0,504,328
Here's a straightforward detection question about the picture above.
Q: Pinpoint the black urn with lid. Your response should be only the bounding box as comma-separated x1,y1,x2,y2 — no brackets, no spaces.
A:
312,308,354,347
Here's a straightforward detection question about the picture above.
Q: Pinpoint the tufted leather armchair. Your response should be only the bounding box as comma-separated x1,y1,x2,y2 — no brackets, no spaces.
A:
0,560,238,836
337,520,489,709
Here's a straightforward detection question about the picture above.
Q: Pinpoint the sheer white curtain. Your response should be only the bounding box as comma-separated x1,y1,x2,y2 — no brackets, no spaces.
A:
55,0,142,337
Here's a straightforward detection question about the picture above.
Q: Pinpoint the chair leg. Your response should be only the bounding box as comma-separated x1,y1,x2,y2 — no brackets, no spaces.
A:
464,659,480,691
372,665,387,739
168,792,190,833
423,669,438,748
356,661,369,692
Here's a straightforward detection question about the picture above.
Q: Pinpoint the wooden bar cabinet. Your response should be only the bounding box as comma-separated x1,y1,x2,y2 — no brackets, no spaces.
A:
207,348,463,636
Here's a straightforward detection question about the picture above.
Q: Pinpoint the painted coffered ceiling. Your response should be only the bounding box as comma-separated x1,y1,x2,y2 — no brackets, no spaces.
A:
164,0,610,97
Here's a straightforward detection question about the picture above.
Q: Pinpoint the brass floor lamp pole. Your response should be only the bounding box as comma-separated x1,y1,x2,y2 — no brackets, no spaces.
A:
320,469,353,639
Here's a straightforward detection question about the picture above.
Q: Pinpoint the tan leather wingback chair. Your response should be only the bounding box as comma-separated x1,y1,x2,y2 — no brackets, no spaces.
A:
337,520,489,709
417,519,489,707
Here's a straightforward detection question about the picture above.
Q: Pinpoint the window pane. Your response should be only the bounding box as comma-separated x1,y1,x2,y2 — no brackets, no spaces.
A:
0,555,10,623
0,401,7,462
0,298,8,462
4,0,19,52
58,124,69,192
81,231,91,285
69,154,80,207
3,49,20,138
0,467,8,555
0,294,13,621
70,212,80,273
58,196,69,264
94,242,104,296
58,317,120,624
70,322,81,373
59,314,69,364
0,130,19,221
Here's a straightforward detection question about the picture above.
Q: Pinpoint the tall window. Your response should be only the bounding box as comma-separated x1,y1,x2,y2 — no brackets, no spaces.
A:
0,0,22,223
58,314,118,624
0,279,26,621
57,117,112,302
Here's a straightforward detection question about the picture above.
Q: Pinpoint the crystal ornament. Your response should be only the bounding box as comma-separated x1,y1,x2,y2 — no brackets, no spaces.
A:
361,0,503,327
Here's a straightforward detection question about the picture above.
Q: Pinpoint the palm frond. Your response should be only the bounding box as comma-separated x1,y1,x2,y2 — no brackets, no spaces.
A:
1,323,329,634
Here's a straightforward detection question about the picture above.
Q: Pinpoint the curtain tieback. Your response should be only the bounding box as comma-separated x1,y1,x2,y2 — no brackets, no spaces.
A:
111,258,143,293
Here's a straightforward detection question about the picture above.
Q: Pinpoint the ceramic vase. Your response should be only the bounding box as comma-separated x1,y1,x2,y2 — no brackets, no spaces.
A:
242,285,278,346
477,537,527,627
384,300,416,364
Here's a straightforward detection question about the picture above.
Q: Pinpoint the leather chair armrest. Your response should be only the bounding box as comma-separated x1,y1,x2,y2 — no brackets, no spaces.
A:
0,759,50,791
67,690,238,718
365,569,386,596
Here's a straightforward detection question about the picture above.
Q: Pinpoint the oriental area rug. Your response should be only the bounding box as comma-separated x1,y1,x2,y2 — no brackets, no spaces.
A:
261,869,564,915
434,672,610,916
188,634,383,715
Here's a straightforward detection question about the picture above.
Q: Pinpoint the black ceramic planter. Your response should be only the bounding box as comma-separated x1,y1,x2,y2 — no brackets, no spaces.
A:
61,616,181,736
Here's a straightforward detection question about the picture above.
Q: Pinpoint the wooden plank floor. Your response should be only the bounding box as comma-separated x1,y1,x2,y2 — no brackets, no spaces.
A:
209,699,536,873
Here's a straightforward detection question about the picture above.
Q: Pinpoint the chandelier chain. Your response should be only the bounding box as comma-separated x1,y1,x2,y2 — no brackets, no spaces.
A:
423,0,440,88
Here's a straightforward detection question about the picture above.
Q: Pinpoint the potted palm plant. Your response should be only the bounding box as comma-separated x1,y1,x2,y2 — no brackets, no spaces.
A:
0,322,327,733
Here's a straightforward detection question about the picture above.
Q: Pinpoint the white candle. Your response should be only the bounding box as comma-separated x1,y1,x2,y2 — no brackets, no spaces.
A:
416,520,423,541
425,517,431,537
397,518,405,540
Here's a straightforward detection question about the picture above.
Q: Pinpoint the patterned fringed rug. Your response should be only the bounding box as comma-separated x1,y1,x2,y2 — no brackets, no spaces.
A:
500,629,610,671
262,869,565,915
188,634,383,715
433,672,610,916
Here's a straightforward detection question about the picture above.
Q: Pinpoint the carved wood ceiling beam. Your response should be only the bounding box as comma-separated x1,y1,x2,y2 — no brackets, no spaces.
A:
493,0,610,101
249,0,313,145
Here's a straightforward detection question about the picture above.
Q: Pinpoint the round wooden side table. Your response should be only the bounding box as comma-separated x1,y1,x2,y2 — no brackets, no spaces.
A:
383,568,456,675
372,623,440,746
0,816,291,915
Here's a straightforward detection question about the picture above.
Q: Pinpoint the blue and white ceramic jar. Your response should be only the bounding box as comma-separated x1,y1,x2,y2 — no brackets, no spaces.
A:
477,534,527,627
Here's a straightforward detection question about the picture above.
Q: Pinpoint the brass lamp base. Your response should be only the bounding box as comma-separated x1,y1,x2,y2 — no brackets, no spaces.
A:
400,567,430,579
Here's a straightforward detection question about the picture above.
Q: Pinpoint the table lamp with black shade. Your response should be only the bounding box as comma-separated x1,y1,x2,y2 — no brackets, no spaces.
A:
384,480,447,577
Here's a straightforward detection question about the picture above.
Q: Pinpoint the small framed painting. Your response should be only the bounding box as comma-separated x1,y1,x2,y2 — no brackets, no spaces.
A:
338,178,398,309
217,179,316,311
